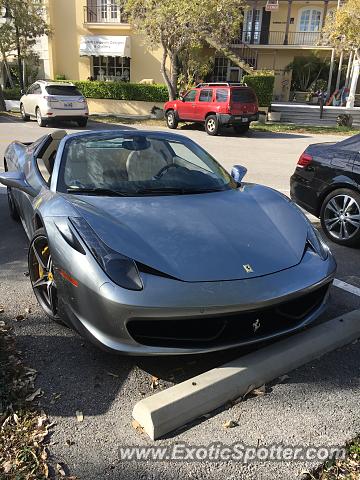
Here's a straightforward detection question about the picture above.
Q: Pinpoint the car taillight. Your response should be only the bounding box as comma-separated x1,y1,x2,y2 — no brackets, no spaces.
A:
297,152,313,168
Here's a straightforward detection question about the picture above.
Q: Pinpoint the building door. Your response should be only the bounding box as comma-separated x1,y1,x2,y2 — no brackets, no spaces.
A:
229,68,241,82
296,8,322,44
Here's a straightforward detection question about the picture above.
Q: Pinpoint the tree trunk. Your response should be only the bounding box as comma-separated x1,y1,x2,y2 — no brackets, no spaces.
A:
205,36,254,74
0,85,6,112
160,40,176,100
3,57,15,89
169,51,179,99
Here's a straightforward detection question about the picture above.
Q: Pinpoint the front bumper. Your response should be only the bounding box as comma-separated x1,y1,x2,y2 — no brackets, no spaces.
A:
46,215,336,355
218,113,259,126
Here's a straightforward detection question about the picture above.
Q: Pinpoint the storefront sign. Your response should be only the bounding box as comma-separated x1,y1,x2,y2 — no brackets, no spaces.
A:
265,0,279,11
79,36,131,57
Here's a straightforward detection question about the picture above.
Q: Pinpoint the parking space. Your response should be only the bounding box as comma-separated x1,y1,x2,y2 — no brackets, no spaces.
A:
0,115,359,479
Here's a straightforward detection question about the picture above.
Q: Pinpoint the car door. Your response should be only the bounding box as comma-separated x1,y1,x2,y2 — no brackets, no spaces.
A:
195,89,214,121
330,148,357,173
178,89,198,121
22,84,36,114
30,83,43,116
352,152,360,177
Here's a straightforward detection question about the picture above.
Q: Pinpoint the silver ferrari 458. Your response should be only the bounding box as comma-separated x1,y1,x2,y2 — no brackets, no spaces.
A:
0,129,336,355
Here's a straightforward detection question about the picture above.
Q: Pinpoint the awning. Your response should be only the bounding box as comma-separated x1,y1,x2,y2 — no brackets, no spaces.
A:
79,35,131,57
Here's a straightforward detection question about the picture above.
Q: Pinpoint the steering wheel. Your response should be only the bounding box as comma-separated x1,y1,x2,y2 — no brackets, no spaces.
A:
153,163,180,179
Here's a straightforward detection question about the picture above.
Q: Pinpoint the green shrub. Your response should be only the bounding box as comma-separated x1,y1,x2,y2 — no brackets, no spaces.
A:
3,88,21,100
72,81,168,102
242,74,275,107
55,74,67,80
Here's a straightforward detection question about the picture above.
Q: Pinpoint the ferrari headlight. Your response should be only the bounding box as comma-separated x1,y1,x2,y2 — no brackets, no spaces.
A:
307,225,329,261
70,217,143,291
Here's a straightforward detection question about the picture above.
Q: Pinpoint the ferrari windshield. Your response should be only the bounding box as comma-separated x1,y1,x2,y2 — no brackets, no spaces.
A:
58,133,236,195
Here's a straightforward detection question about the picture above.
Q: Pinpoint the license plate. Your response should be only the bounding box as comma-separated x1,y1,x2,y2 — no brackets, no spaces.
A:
64,102,73,108
242,117,248,123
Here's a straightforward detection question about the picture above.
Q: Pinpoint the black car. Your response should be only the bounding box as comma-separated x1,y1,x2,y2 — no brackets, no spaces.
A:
290,134,360,247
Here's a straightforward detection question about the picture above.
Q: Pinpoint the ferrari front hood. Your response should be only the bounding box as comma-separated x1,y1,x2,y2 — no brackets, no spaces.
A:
70,185,308,282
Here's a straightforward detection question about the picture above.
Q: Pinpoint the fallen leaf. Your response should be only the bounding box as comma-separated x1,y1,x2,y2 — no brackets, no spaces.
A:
106,371,119,378
150,376,159,390
223,420,238,429
56,463,66,476
25,388,43,402
2,461,12,473
15,314,25,321
76,411,84,422
243,384,256,399
41,448,48,461
132,419,144,433
43,463,49,478
13,413,19,424
251,385,266,396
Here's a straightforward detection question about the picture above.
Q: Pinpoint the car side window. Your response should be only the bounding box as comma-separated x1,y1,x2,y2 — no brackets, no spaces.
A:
216,89,228,102
183,90,197,102
199,89,213,102
27,85,35,95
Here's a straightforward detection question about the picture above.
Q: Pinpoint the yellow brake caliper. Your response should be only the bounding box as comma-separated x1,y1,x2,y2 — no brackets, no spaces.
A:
38,246,49,280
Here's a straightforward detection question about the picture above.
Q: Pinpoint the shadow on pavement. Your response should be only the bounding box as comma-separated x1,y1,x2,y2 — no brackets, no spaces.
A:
178,122,310,139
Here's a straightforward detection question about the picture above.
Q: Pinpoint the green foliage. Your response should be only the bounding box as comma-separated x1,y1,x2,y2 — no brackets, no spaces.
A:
3,88,21,100
71,81,169,102
123,0,246,99
55,74,67,81
242,74,275,107
286,53,330,91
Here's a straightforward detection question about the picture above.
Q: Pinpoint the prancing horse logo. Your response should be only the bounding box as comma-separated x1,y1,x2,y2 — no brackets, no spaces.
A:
243,264,253,273
252,318,261,333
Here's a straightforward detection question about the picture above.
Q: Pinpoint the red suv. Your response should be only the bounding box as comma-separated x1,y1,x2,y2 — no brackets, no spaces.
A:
164,83,259,136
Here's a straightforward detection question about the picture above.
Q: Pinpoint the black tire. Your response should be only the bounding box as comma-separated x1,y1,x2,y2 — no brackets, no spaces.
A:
28,228,65,324
165,110,178,129
7,187,20,221
234,124,250,135
320,188,360,247
205,115,220,136
20,103,30,121
36,107,47,127
77,118,88,127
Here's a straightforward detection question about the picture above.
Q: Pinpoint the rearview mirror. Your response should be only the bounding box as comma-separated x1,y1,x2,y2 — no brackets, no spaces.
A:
231,165,247,184
0,171,37,197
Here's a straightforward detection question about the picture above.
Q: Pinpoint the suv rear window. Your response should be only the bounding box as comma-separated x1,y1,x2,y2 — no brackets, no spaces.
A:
216,89,228,102
45,85,82,96
231,88,256,103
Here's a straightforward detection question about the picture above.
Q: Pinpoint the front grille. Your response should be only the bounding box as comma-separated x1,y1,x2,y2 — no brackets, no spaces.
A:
126,284,330,348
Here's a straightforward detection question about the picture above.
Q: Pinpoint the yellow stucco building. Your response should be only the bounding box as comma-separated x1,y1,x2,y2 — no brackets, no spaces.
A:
35,0,342,102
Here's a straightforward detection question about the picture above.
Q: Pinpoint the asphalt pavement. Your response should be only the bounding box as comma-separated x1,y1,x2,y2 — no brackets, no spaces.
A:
0,115,359,479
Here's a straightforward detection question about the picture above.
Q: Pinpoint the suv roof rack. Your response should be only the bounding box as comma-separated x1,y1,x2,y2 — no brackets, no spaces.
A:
195,82,246,88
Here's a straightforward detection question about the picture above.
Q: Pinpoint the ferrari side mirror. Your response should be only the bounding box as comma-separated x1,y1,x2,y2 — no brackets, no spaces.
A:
0,171,37,197
231,165,247,184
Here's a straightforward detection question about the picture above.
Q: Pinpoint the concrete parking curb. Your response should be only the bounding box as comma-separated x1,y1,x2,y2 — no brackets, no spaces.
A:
132,311,360,440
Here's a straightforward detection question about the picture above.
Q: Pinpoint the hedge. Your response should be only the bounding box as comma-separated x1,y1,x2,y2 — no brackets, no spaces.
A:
242,74,275,107
72,81,168,103
3,88,21,100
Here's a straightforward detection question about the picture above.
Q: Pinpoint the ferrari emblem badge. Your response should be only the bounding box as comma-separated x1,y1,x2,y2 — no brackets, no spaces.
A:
243,264,253,273
253,319,261,333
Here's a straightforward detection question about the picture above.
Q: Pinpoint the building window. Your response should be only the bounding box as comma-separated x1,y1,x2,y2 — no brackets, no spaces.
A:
296,8,322,44
213,57,228,82
242,9,263,44
91,56,130,81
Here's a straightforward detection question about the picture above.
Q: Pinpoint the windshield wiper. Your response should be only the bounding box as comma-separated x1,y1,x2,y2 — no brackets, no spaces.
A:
134,187,225,195
67,187,130,197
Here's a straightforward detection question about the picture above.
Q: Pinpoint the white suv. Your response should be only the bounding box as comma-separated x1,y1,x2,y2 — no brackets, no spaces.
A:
20,81,89,127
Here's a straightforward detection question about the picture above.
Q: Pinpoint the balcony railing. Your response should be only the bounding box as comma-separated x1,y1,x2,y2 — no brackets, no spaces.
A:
233,30,322,46
84,6,128,24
